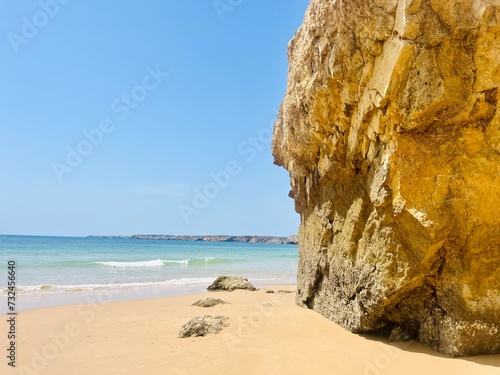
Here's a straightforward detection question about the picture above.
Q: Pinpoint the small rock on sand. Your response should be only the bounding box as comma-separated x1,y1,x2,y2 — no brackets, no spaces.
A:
266,289,294,294
207,276,257,292
192,298,229,308
178,315,229,338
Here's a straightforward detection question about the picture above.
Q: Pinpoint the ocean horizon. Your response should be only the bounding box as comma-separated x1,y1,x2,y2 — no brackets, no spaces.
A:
0,234,298,311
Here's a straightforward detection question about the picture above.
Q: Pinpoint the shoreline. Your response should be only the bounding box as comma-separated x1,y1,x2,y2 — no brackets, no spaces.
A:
2,286,499,374
0,280,297,312
86,234,299,244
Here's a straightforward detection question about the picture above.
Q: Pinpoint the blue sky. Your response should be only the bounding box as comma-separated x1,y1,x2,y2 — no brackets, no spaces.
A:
0,0,308,237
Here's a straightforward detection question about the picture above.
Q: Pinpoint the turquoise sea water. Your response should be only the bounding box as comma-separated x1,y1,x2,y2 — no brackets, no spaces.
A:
0,235,298,300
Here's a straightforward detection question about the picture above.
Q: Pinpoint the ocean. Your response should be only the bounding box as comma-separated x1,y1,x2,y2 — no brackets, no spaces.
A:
0,235,298,311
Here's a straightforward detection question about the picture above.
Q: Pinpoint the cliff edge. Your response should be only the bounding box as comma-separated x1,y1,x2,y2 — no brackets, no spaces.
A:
273,0,500,356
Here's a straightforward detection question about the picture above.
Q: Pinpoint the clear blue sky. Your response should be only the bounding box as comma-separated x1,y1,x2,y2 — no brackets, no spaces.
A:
0,0,308,237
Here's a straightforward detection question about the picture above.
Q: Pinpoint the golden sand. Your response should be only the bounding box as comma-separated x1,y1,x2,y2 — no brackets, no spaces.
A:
2,287,499,375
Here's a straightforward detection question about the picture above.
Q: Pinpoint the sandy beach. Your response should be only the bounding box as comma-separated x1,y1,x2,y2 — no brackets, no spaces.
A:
3,287,500,375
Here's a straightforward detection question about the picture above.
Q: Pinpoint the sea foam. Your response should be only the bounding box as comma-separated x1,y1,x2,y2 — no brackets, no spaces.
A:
4,277,217,295
96,259,165,268
95,258,236,268
162,259,190,265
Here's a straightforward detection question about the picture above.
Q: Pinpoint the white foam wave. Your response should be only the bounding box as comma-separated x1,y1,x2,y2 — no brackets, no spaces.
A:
162,259,189,265
96,259,165,268
94,257,236,268
3,277,216,295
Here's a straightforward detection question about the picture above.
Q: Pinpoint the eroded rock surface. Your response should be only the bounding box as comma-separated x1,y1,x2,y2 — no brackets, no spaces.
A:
178,315,229,338
273,0,500,357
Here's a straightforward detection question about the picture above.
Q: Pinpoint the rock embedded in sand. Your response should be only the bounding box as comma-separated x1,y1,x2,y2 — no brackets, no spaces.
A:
178,315,229,338
273,0,500,357
266,289,295,294
207,276,257,292
192,298,229,308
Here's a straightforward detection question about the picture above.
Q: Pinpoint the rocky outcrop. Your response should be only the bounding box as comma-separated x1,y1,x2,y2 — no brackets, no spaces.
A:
87,234,299,245
207,276,257,292
273,0,500,356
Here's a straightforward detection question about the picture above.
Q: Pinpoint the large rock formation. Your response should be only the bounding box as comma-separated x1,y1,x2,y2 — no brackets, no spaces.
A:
273,0,500,357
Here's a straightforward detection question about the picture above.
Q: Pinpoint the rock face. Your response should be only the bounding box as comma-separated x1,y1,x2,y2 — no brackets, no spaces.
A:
273,0,500,357
207,276,257,292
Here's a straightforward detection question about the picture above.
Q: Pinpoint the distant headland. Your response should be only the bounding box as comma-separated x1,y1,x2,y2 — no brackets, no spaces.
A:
86,234,298,245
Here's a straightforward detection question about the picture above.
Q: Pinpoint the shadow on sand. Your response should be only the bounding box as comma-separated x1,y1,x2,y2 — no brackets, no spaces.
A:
358,332,500,368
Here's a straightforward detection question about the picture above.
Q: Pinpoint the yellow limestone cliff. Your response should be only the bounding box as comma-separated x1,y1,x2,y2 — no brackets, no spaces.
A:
273,0,500,356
